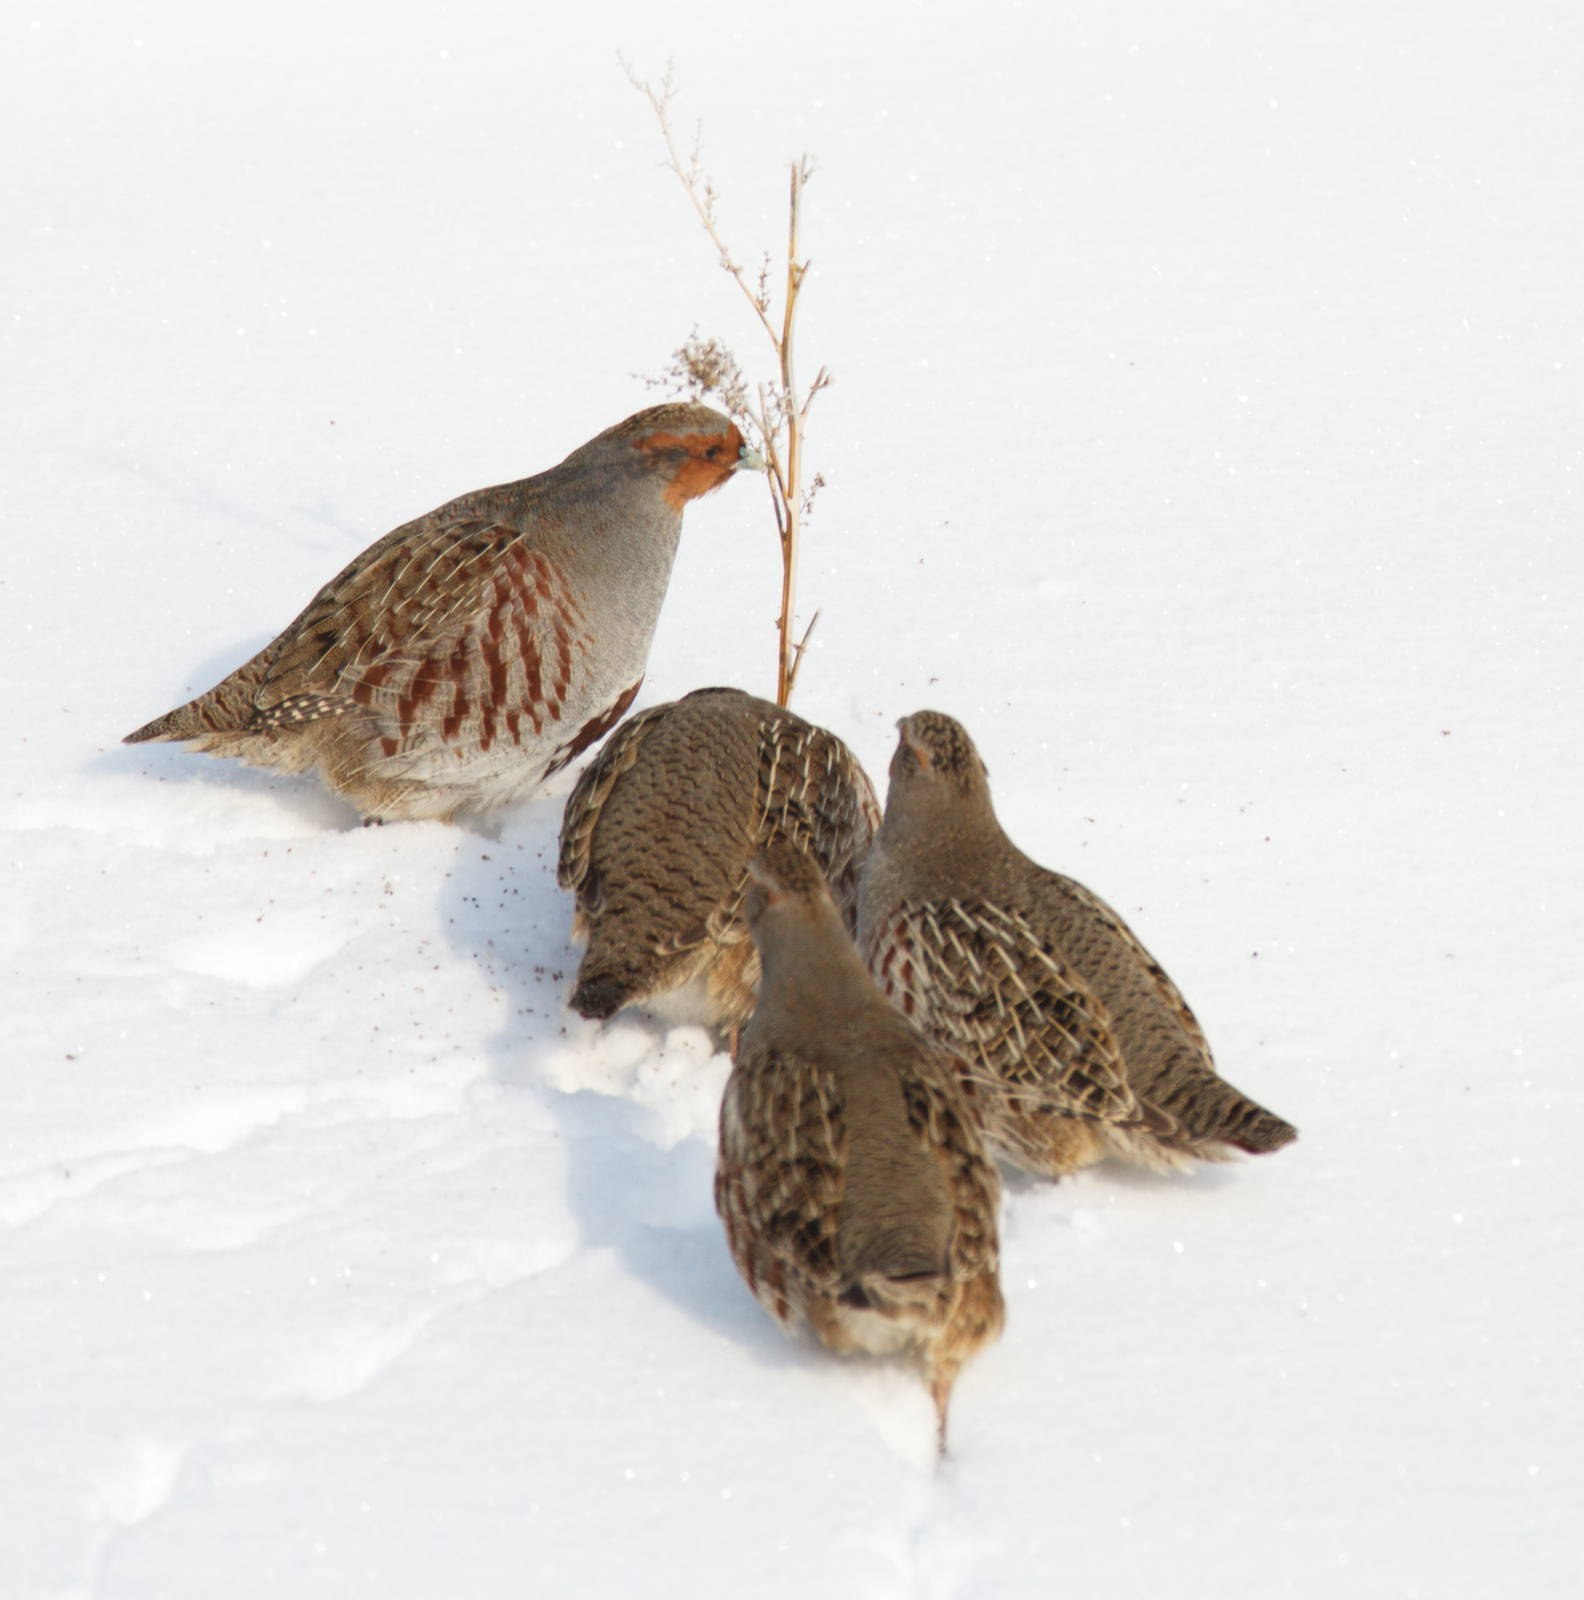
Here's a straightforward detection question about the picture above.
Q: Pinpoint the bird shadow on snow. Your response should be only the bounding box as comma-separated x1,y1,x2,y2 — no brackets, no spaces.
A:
1010,1157,1245,1200
436,800,814,1373
994,1158,1245,1254
95,736,356,833
1094,1161,1242,1195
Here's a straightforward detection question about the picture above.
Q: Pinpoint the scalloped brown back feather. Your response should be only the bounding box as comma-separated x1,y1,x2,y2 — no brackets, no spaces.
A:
556,689,879,1030
124,404,750,822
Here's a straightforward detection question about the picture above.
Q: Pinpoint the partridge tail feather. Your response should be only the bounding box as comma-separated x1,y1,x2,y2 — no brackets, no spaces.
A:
1216,1099,1298,1156
1147,1067,1298,1162
124,654,272,747
124,702,203,744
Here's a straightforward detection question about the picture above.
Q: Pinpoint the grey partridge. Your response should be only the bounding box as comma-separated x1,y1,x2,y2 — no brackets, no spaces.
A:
124,404,757,822
857,711,1297,1178
716,843,1004,1455
557,687,880,1031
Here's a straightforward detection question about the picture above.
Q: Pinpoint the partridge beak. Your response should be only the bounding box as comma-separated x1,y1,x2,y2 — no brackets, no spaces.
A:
735,441,767,473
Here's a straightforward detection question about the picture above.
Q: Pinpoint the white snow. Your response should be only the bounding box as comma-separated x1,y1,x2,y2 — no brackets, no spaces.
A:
4,1,1581,1595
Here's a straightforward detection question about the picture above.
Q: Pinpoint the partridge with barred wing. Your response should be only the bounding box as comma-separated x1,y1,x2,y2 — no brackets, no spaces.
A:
857,711,1297,1178
716,843,1004,1455
124,404,758,822
557,687,880,1031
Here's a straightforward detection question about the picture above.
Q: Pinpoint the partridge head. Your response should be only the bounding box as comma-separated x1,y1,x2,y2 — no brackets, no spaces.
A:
716,842,1004,1454
124,403,759,822
858,710,1298,1177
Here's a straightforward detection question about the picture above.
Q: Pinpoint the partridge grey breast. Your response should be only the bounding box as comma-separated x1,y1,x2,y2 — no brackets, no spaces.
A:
857,711,1298,1178
124,404,757,822
556,687,879,1031
716,842,1003,1455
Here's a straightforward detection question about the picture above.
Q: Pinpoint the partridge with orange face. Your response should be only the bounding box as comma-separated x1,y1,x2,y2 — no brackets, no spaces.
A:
125,404,757,822
857,711,1297,1178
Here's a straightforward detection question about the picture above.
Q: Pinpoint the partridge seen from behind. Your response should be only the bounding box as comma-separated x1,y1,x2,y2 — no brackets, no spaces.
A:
857,712,1297,1178
716,844,1004,1455
125,404,757,822
557,687,880,1031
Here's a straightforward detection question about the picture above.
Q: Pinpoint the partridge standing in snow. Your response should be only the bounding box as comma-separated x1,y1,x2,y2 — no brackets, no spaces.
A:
124,404,758,822
857,711,1297,1178
557,687,880,1031
716,843,1004,1455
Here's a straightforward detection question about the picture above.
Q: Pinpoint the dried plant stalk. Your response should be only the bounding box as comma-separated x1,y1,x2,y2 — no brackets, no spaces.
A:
626,63,831,707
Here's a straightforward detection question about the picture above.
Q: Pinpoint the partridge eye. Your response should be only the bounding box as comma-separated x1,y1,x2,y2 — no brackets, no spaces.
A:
705,443,723,462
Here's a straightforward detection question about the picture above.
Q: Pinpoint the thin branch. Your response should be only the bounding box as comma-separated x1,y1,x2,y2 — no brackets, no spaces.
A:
624,60,781,350
627,62,831,708
785,610,820,702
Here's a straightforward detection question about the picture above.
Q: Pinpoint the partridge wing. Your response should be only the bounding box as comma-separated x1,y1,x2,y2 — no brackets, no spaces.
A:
897,1057,1002,1283
1034,868,1215,1063
871,897,1141,1127
556,702,672,899
717,1043,848,1310
253,517,592,768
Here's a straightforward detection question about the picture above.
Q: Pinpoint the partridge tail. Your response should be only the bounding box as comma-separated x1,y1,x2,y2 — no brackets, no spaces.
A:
1149,1064,1298,1160
125,707,195,742
124,654,272,747
125,699,207,744
1217,1098,1299,1155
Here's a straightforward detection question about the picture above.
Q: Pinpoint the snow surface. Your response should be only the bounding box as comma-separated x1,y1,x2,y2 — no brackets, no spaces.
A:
5,1,1581,1595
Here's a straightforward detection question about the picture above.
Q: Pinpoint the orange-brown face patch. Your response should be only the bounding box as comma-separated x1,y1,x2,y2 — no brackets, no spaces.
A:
635,426,746,509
